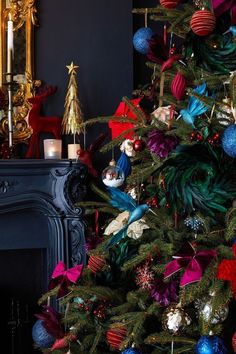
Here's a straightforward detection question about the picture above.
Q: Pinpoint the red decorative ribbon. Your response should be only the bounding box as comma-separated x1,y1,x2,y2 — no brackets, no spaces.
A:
48,261,83,298
164,242,216,287
212,0,236,25
217,244,236,298
108,98,143,140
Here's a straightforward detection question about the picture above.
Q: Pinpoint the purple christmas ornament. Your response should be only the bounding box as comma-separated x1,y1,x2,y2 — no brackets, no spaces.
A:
147,129,179,158
151,278,178,306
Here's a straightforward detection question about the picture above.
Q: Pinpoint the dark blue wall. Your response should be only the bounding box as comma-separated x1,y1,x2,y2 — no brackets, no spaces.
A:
35,0,134,144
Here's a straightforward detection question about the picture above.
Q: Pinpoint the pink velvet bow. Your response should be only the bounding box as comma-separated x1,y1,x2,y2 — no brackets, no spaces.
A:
48,261,83,298
164,242,216,287
212,0,236,25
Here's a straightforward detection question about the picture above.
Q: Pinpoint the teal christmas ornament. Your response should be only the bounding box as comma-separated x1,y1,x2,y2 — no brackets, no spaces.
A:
32,319,55,349
222,124,236,158
179,82,210,127
133,27,154,54
195,335,227,354
105,187,151,249
122,348,142,354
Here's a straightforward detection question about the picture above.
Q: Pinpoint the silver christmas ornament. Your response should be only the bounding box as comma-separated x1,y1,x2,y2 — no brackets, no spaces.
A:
195,295,229,324
162,305,191,334
216,99,233,126
102,160,125,188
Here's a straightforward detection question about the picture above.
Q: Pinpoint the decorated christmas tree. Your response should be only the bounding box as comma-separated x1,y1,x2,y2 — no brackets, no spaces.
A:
33,1,236,353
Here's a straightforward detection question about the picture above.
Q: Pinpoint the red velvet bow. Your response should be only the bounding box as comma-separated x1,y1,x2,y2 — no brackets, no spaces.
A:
212,0,236,25
164,242,216,287
217,244,236,298
108,98,143,140
48,261,83,298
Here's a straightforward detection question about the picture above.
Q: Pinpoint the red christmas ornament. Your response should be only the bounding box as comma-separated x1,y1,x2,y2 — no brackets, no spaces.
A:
232,332,236,353
190,10,216,37
133,138,145,152
106,326,127,350
171,71,186,101
88,255,106,273
160,0,180,9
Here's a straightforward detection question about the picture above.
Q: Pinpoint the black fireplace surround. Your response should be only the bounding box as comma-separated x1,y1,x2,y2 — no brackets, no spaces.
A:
0,159,87,353
0,159,87,279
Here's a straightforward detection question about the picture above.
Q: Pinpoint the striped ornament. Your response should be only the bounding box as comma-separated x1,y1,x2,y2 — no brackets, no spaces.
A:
160,0,180,8
171,71,186,101
190,10,216,36
88,255,105,273
106,327,127,350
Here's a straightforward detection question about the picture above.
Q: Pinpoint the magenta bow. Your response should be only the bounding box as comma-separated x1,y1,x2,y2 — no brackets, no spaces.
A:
48,261,83,298
212,0,236,25
164,243,216,287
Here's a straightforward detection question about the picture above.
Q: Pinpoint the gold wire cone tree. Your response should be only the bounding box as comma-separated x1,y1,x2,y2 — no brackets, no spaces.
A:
62,62,84,136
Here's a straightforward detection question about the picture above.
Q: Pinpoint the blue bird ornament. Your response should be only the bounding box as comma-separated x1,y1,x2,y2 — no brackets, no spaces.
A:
179,82,209,127
105,187,153,249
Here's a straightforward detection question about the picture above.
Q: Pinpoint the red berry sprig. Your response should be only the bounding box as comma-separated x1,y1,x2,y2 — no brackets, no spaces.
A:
147,197,158,208
208,133,220,145
190,131,203,142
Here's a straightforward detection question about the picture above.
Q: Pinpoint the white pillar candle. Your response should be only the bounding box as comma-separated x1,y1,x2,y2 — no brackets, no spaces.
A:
7,13,13,74
44,139,62,159
68,143,81,159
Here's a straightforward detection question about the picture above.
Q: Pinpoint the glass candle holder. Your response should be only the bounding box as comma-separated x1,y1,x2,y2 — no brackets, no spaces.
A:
68,143,81,159
43,139,62,159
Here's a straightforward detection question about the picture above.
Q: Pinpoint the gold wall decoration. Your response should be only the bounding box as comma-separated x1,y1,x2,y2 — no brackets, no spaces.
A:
0,0,39,143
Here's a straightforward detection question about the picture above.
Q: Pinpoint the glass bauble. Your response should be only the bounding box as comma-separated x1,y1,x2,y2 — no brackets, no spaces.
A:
222,124,236,158
162,304,191,334
133,27,153,55
216,101,232,126
195,335,227,354
32,319,55,349
102,162,125,188
196,299,229,324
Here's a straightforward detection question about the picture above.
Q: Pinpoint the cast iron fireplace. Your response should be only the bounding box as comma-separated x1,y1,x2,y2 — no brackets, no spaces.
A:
0,159,87,354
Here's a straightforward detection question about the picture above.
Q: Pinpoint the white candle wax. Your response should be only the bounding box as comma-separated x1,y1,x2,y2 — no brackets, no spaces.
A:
7,15,13,74
68,143,81,159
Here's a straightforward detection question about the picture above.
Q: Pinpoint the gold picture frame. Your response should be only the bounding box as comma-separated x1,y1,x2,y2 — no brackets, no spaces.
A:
0,0,39,143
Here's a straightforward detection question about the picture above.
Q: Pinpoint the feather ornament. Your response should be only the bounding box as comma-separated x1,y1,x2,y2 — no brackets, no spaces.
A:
105,188,150,248
179,82,209,127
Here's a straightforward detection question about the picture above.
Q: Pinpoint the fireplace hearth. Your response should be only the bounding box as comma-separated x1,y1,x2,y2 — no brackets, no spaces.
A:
0,159,87,354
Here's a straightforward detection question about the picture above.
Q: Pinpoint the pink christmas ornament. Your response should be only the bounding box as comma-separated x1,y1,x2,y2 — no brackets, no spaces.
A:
171,71,186,101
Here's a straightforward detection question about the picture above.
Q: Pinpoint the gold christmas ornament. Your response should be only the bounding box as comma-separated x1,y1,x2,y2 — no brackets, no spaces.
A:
62,62,84,135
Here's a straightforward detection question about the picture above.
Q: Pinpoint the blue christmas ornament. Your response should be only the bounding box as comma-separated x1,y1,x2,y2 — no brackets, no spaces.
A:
184,216,204,232
222,124,236,158
32,319,55,349
121,348,142,354
133,27,153,54
195,335,227,354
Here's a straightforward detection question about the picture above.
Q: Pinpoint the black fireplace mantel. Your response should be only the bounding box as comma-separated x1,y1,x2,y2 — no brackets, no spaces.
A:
0,159,87,284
